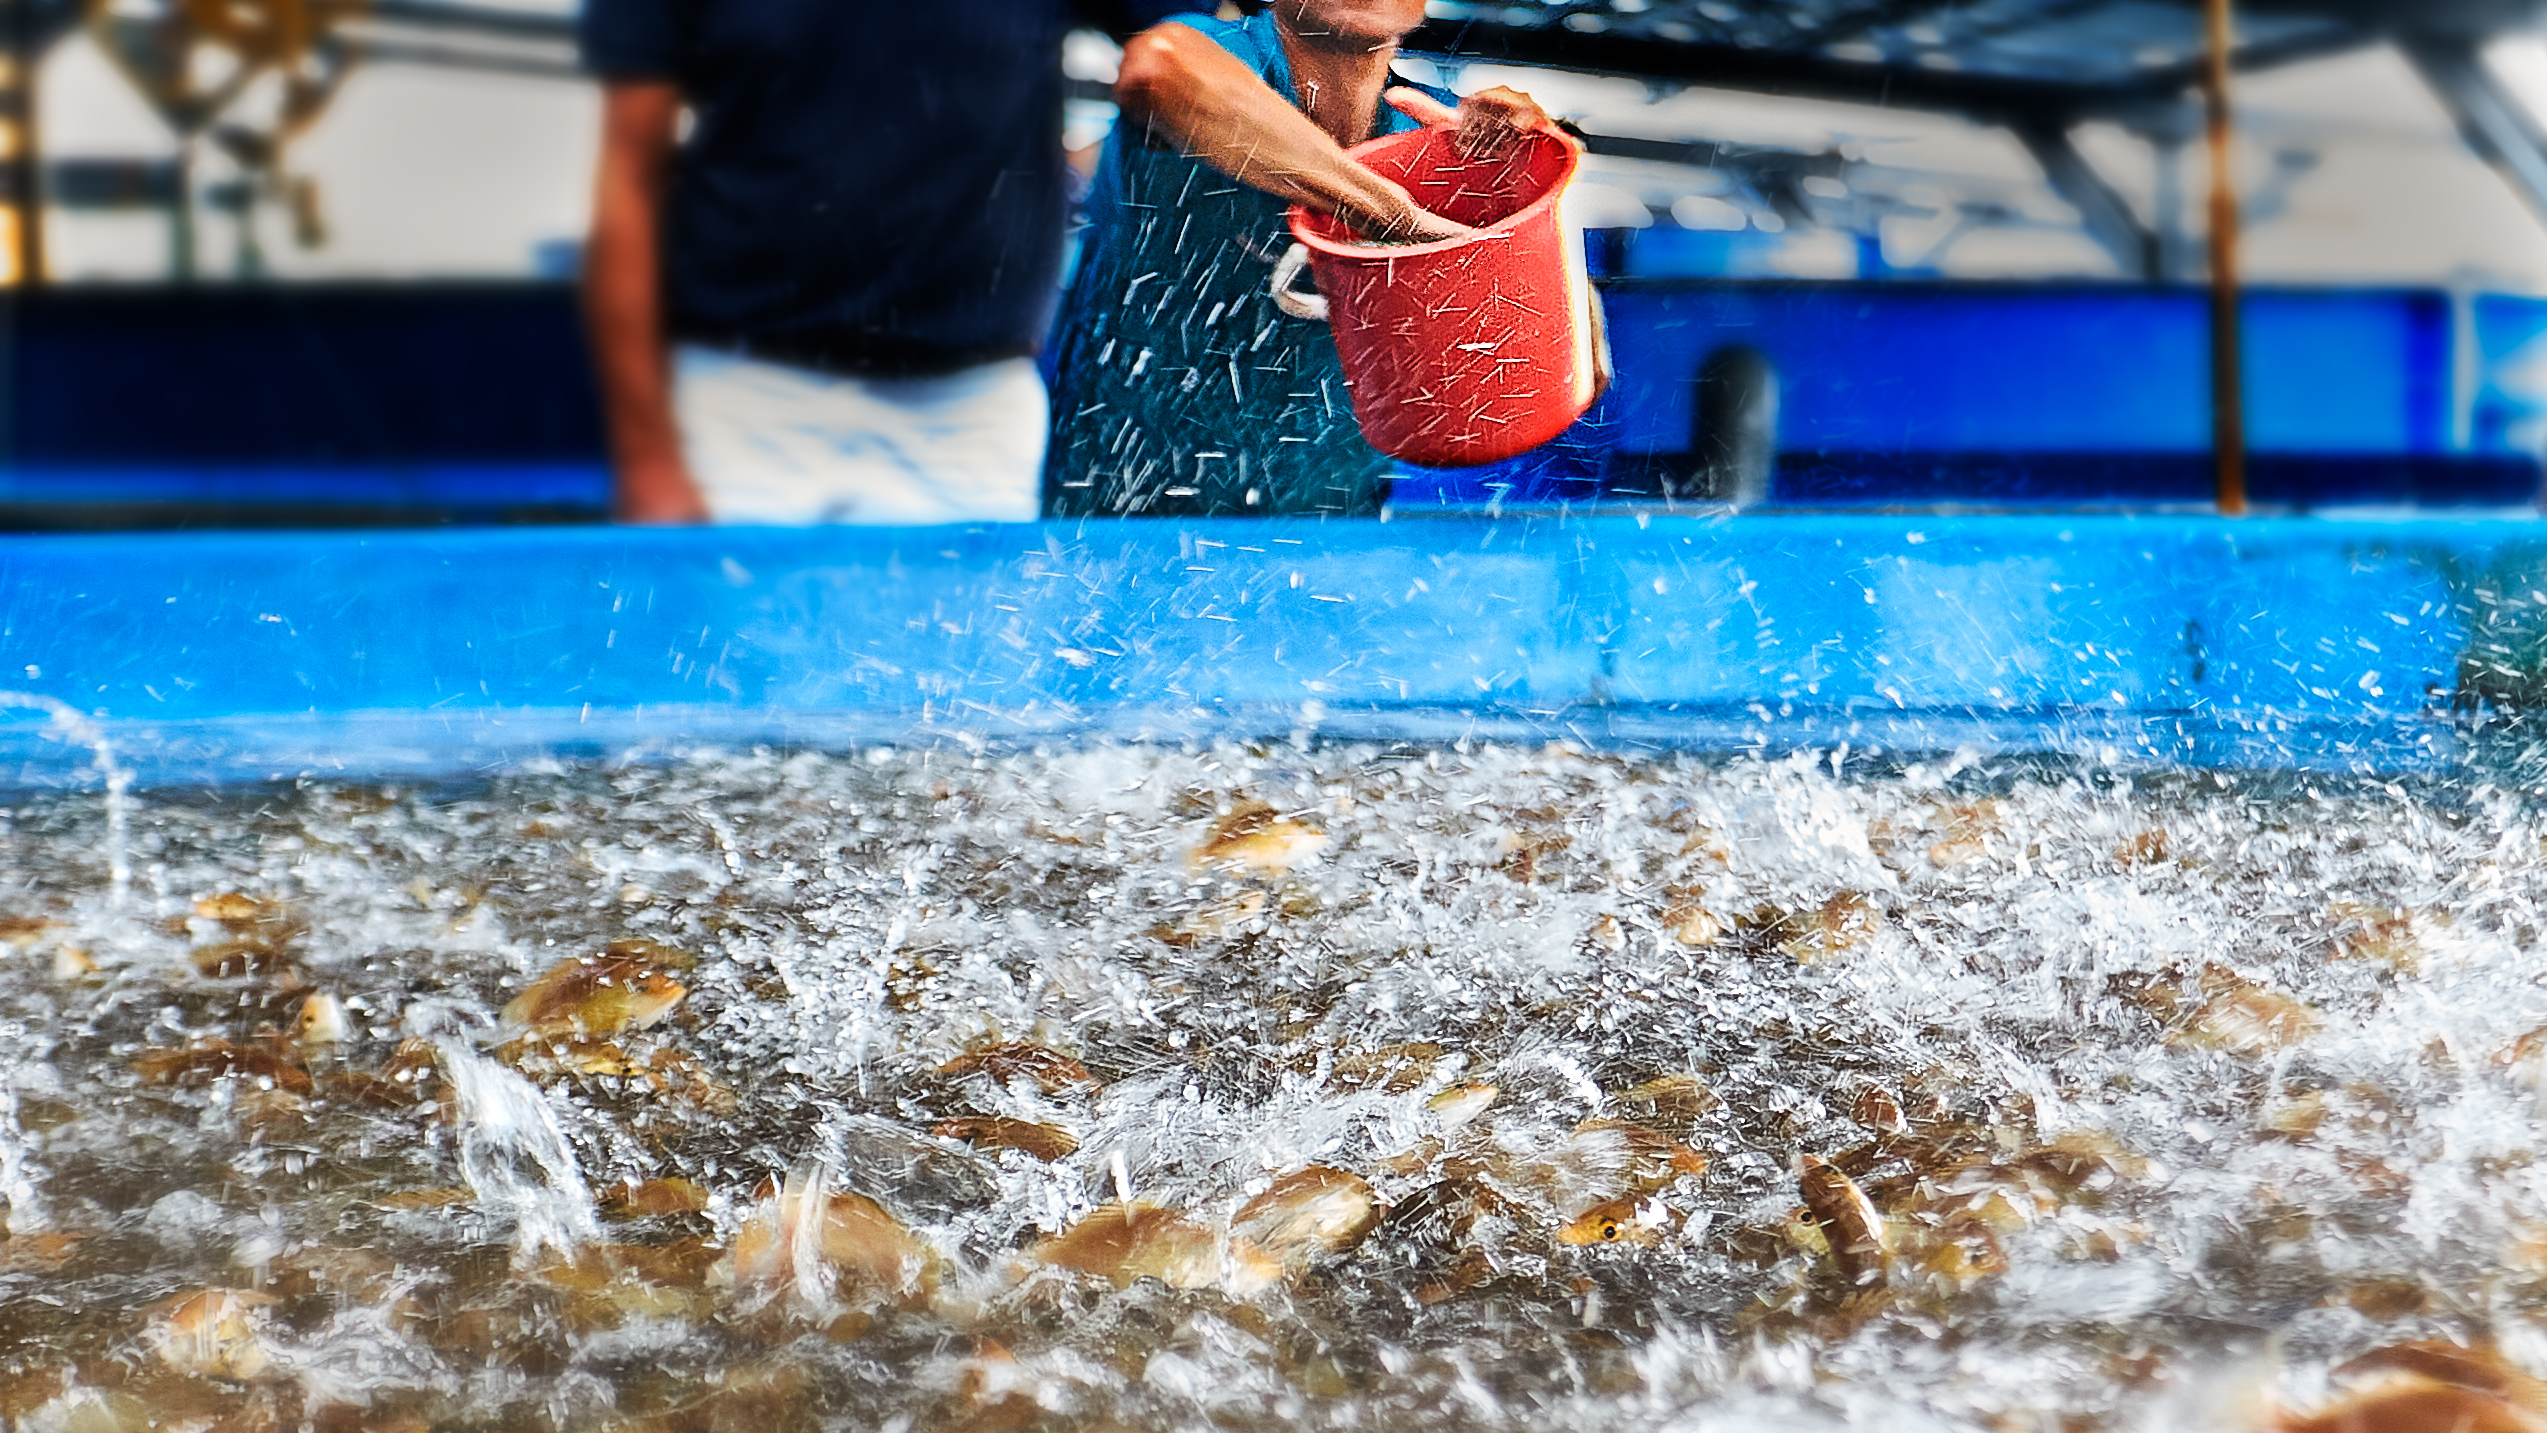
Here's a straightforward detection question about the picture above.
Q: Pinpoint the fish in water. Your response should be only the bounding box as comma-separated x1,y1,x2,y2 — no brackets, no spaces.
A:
2172,964,2321,1056
1427,1082,1500,1130
1556,1195,1672,1247
1851,1084,1909,1137
502,941,691,1040
1371,1176,1520,1303
934,1116,1080,1161
721,1164,939,1314
1798,1154,1889,1286
1610,1074,1719,1137
188,938,295,979
148,1288,281,1380
1780,892,1881,963
295,991,349,1053
937,1041,1100,1096
1474,1117,1707,1217
1661,888,1724,947
132,1038,313,1095
1031,1199,1281,1298
599,1177,712,1218
0,914,62,947
1192,800,1328,876
193,892,284,924
2278,1341,2547,1433
1230,1166,1385,1273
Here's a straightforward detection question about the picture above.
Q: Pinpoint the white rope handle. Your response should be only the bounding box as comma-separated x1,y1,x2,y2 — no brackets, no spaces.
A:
1269,243,1328,323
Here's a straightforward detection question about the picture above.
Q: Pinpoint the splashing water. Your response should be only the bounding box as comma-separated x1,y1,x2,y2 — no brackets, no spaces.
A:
0,1087,42,1235
0,692,130,900
438,1043,601,1263
0,739,2545,1429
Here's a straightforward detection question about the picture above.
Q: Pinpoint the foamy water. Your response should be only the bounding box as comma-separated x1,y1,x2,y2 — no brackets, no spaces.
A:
2,739,2544,1430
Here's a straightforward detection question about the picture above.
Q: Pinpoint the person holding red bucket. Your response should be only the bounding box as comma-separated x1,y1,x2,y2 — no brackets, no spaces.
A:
1042,0,1570,519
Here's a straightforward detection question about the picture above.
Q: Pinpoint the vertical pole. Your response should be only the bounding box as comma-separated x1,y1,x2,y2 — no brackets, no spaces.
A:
0,0,39,286
2204,0,2246,514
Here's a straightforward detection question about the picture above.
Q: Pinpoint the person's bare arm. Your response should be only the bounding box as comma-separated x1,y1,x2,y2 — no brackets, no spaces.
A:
1113,23,1466,242
584,81,709,525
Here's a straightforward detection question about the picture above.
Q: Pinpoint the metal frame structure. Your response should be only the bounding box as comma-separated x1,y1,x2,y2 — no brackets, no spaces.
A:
4,0,2545,289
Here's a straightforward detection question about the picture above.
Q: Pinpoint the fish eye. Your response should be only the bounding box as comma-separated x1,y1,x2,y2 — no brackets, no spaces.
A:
1601,1223,1619,1240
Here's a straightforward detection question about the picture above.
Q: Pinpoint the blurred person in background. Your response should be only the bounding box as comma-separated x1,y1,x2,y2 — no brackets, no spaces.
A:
1042,0,1551,519
582,2,1169,525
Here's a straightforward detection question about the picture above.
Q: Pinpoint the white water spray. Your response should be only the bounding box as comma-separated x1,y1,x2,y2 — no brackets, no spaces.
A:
437,1043,600,1263
0,1087,42,1235
0,692,130,900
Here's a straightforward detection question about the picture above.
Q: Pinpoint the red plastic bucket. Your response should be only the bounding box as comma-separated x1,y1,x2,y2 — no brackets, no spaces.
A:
1275,123,1607,468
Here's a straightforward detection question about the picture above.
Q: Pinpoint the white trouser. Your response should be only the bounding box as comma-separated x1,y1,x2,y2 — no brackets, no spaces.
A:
671,345,1047,525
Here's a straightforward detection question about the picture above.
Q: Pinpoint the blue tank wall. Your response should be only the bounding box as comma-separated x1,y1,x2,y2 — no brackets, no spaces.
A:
0,514,2540,785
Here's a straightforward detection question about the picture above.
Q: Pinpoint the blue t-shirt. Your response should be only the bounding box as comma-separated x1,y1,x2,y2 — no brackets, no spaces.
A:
1043,12,1449,518
582,0,1176,377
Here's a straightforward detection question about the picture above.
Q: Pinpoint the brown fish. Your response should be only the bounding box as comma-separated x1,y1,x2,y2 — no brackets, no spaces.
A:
638,1047,739,1114
1230,1166,1384,1272
1612,1074,1719,1136
2330,901,2426,973
147,1288,280,1380
1032,1200,1279,1297
937,1041,1099,1095
194,892,292,925
1799,1154,1889,1286
2174,964,2320,1055
1191,801,1327,876
934,1116,1079,1161
2331,1341,2547,1410
1373,1178,1516,1303
1662,888,1724,947
1426,1082,1499,1130
0,915,62,947
1556,1195,1670,1248
1560,1117,1710,1192
1927,800,2004,870
502,943,690,1040
373,1188,475,1210
294,992,349,1053
498,1035,642,1080
315,1037,443,1111
1781,892,1880,963
188,939,294,979
133,1039,313,1095
722,1165,939,1312
599,1178,712,1219
2280,1377,2547,1433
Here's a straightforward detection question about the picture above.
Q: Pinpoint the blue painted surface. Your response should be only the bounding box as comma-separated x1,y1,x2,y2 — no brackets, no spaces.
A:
1404,282,2538,508
0,464,608,508
2,284,613,517
0,515,2533,785
6,282,2537,519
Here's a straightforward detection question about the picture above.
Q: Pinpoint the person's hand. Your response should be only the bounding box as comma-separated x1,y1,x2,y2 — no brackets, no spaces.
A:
615,451,711,524
1370,188,1475,244
1451,86,1554,157
1342,169,1475,244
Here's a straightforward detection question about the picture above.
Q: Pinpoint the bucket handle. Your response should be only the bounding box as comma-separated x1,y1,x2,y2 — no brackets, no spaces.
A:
1269,243,1328,323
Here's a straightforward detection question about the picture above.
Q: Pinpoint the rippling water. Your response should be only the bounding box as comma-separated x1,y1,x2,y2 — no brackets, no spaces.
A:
4,739,2547,1431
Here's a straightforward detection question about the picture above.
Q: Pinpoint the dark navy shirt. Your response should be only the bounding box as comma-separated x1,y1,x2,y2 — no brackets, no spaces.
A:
582,0,1171,377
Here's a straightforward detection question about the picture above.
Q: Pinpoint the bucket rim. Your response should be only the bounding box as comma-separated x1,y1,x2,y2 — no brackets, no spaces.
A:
1284,125,1583,262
